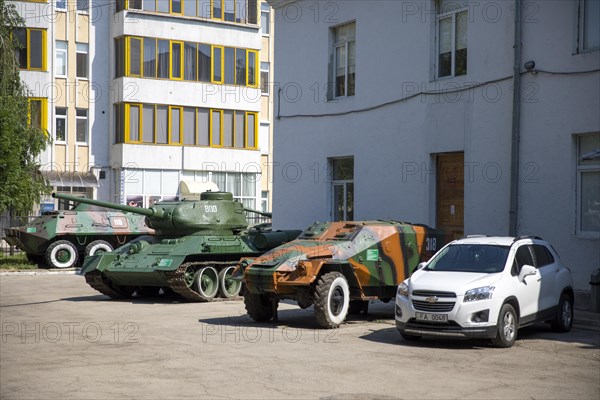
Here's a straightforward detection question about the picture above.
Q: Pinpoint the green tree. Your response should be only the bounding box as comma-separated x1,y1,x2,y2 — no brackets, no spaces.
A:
0,0,50,215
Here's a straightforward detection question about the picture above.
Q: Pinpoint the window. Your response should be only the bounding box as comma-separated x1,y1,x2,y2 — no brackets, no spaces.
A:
55,41,67,77
198,44,211,82
576,0,600,53
157,39,170,78
211,171,257,208
143,0,156,11
184,42,197,81
170,106,182,144
157,0,170,13
114,103,125,143
183,107,196,145
171,41,183,80
260,62,269,94
56,0,66,10
247,0,257,24
436,0,467,78
261,190,269,212
77,0,88,13
261,2,270,35
332,22,355,98
198,108,210,145
143,105,155,143
532,245,555,268
76,109,88,143
143,37,157,78
198,0,211,18
13,28,46,71
235,48,246,85
28,98,47,132
234,111,244,148
127,104,142,142
224,0,235,22
247,49,257,87
156,106,168,144
331,157,354,221
115,37,125,78
128,37,142,76
55,107,67,142
577,133,600,234
225,47,235,84
184,0,196,16
129,0,143,9
223,110,234,147
211,109,222,146
212,46,223,83
76,42,88,78
171,0,182,14
213,0,223,19
246,112,256,148
512,245,534,275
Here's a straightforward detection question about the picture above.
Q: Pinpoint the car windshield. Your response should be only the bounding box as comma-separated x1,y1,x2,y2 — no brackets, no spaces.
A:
424,244,510,273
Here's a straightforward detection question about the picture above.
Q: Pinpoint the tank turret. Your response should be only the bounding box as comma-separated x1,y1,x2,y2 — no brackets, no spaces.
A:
52,192,264,236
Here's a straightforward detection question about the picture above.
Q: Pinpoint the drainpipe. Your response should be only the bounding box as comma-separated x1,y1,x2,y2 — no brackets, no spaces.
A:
509,0,522,236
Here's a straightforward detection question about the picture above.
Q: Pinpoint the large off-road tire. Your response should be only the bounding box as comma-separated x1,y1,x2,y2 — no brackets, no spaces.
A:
244,293,274,322
551,293,574,333
85,240,113,258
218,266,242,299
491,303,518,348
45,240,79,269
313,272,350,329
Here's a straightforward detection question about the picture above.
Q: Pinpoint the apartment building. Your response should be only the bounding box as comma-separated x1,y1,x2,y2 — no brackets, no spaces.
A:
10,0,274,212
267,0,599,291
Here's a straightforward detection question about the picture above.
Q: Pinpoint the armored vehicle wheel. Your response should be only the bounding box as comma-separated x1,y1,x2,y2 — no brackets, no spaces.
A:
192,267,219,301
313,272,350,329
46,240,79,269
218,266,242,298
85,240,113,257
244,293,275,322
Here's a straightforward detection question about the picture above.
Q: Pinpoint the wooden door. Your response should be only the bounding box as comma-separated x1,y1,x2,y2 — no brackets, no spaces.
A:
436,152,464,239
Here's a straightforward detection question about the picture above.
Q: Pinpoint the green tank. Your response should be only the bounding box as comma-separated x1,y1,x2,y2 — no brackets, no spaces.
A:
3,202,153,269
52,192,301,302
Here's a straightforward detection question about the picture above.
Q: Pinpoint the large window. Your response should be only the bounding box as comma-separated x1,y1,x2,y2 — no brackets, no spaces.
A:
260,62,269,94
13,28,46,71
331,157,354,221
28,98,47,133
76,109,88,143
261,2,270,35
577,133,600,235
76,42,88,78
118,102,258,149
118,35,258,87
55,41,67,77
332,22,355,98
436,0,467,78
55,107,67,142
576,0,600,53
123,0,258,24
77,0,89,13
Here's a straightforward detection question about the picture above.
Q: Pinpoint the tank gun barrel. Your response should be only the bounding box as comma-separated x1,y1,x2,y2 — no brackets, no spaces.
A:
52,193,164,218
244,208,272,218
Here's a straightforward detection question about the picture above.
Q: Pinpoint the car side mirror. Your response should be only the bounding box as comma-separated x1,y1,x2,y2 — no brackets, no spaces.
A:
519,264,536,283
412,261,427,275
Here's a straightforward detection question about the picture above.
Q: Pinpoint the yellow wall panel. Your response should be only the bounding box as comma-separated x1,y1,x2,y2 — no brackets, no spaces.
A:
55,12,66,41
76,146,89,172
54,144,66,167
55,78,67,107
76,14,89,43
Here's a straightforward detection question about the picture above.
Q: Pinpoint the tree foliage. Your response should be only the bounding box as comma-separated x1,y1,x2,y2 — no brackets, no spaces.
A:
0,0,51,215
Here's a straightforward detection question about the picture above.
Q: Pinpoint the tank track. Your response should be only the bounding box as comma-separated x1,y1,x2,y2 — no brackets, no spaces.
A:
164,261,237,302
84,270,131,299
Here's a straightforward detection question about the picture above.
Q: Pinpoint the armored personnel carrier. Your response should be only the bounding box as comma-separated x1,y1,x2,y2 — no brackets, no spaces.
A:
3,202,153,269
235,220,449,328
52,192,301,301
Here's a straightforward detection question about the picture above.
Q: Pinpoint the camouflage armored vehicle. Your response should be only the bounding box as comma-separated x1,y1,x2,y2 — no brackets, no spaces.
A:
52,192,301,301
3,202,153,269
235,221,449,328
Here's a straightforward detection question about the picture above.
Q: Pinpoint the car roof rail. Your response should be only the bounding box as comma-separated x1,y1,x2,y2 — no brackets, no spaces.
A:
460,234,490,239
513,235,544,242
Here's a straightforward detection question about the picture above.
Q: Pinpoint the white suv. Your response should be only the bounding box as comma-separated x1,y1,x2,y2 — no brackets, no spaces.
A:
395,236,574,347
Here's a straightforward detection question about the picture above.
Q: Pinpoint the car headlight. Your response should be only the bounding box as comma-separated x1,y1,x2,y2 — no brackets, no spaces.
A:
397,282,409,298
464,286,495,302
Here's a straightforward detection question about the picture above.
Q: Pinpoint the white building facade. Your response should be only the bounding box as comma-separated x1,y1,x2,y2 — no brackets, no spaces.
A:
268,0,599,292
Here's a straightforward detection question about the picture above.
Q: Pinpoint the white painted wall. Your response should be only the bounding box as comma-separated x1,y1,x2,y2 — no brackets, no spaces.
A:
270,0,600,291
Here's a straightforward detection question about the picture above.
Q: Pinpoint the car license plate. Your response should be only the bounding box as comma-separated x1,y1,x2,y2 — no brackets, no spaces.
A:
416,312,448,323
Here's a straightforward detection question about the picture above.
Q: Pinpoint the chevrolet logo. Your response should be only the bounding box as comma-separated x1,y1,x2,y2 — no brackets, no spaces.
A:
425,296,439,303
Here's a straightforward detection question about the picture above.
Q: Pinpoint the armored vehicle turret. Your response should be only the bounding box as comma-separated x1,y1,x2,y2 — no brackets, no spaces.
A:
52,192,301,301
3,201,153,269
235,220,450,328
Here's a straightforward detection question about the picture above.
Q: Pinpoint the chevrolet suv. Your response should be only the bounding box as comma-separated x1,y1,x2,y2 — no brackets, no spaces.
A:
395,236,574,347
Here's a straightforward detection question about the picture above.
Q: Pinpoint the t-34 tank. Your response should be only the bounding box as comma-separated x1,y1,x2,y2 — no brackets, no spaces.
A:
235,220,450,328
52,192,301,302
3,201,153,269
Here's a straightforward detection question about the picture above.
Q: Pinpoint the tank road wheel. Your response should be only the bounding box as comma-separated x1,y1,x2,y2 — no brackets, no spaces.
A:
313,272,350,329
85,240,113,258
192,267,219,301
45,240,79,269
218,266,242,299
244,293,274,322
